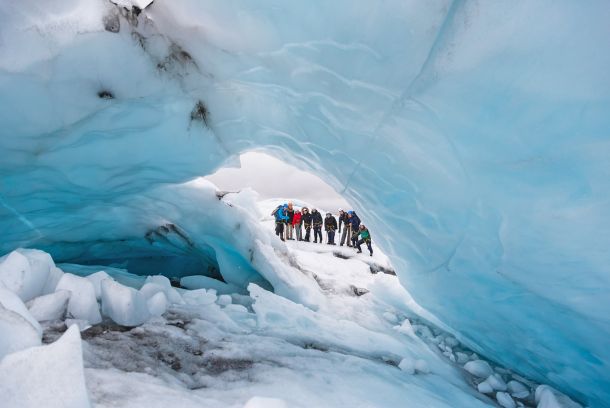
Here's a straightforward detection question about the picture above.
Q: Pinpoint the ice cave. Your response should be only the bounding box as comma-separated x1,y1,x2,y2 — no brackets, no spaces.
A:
0,0,609,407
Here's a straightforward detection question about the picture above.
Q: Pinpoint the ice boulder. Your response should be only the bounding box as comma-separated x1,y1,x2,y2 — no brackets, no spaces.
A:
146,291,168,317
414,359,430,374
56,273,102,325
398,357,415,374
144,275,183,304
85,271,112,300
477,379,494,394
101,279,151,326
0,250,53,302
507,380,530,399
182,288,217,306
464,360,494,378
26,290,71,322
0,325,91,408
243,396,288,408
217,294,232,306
535,385,582,408
487,373,508,391
497,392,516,408
0,289,42,358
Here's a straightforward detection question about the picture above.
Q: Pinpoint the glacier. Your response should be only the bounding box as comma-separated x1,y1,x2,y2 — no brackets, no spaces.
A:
0,0,609,406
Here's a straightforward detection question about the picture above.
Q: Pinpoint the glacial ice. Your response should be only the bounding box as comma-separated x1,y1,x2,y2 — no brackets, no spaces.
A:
0,0,608,405
26,290,70,322
0,288,42,358
100,279,151,326
0,325,91,408
57,273,103,325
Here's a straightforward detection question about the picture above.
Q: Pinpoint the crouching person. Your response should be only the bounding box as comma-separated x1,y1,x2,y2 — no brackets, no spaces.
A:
356,224,373,256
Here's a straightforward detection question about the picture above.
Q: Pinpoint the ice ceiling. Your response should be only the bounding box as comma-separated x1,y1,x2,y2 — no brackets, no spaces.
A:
0,0,609,405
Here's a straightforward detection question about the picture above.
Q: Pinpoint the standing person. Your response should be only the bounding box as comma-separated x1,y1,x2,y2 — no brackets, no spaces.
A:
324,212,338,245
348,210,361,247
293,209,303,241
355,224,373,256
302,207,312,242
338,209,351,247
272,204,289,241
311,208,323,243
286,202,295,240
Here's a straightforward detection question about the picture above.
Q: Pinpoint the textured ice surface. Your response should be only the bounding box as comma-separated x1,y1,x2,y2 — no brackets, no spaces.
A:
0,0,608,405
0,325,91,408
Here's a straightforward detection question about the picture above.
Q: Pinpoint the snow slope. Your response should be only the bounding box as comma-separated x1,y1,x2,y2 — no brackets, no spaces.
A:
0,1,609,404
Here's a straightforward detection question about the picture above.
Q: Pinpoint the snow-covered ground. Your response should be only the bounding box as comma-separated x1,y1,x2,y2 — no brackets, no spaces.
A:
0,194,582,408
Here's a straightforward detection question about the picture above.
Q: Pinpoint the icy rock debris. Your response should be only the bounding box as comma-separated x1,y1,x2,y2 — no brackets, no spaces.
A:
464,360,494,378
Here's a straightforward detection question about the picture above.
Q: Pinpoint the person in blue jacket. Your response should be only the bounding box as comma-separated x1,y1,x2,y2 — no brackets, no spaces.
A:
347,210,361,247
272,203,289,241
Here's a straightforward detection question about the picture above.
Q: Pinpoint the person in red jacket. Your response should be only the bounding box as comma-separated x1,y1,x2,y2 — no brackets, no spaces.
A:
293,209,303,241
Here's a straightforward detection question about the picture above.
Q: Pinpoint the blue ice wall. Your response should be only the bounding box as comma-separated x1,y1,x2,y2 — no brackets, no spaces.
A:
0,0,609,404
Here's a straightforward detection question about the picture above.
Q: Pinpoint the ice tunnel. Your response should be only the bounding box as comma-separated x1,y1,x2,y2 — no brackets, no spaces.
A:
0,0,609,405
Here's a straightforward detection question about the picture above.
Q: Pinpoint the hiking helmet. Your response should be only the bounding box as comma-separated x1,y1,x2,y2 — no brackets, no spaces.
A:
348,211,353,215
338,208,343,212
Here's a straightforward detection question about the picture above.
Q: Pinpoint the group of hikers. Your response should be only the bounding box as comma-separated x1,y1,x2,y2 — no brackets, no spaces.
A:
271,202,374,256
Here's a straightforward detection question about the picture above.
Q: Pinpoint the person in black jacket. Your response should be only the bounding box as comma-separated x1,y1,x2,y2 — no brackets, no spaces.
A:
348,211,361,247
301,207,312,242
324,212,338,245
311,209,323,243
338,209,351,247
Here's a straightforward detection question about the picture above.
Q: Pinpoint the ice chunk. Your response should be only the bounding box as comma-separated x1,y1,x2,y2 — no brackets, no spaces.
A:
139,282,166,299
535,385,582,408
464,360,494,378
180,275,243,295
0,325,91,408
66,319,92,332
497,392,516,408
0,290,41,358
42,266,64,294
414,359,430,374
508,380,530,399
0,250,48,302
26,290,70,322
477,380,494,394
144,275,183,304
86,271,112,300
398,357,415,374
181,289,217,306
224,304,248,313
56,273,102,324
101,279,150,326
394,319,416,338
487,373,508,391
456,352,470,364
0,287,42,333
444,336,459,348
217,294,232,306
147,291,168,317
243,396,287,408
